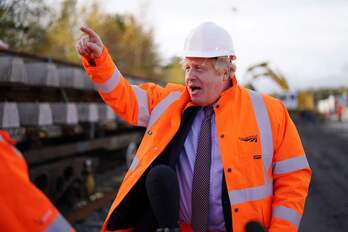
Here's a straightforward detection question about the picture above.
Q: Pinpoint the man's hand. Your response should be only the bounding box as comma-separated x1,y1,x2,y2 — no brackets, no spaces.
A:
76,26,104,59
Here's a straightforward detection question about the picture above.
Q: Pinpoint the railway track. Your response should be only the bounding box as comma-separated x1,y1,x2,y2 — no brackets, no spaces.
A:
65,163,127,231
0,48,147,220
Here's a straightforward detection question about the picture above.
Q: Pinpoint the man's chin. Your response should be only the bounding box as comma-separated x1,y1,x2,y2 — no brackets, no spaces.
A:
190,98,207,106
190,97,217,107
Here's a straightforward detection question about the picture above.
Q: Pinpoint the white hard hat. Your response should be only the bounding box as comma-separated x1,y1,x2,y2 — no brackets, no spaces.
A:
182,22,235,58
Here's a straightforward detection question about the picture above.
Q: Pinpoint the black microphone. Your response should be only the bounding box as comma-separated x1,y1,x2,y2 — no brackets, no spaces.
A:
245,221,266,232
146,165,180,228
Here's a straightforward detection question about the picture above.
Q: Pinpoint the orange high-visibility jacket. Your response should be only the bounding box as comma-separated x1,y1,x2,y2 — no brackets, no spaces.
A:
82,48,311,232
0,130,75,232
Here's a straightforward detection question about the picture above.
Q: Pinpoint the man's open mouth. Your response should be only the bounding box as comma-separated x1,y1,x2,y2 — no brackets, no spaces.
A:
190,86,201,94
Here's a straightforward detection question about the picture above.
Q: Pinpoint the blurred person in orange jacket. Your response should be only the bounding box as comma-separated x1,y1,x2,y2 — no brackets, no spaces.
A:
336,103,344,122
0,130,75,232
335,99,345,122
76,22,311,232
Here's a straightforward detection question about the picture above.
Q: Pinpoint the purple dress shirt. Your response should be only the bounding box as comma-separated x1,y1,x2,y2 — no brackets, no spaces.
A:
176,109,226,231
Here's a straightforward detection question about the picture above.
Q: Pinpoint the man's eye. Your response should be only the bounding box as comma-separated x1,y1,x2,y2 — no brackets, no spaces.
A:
185,66,191,71
196,66,203,71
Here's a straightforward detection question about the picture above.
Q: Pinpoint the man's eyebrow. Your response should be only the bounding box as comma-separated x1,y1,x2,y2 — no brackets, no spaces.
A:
197,62,209,68
184,60,209,68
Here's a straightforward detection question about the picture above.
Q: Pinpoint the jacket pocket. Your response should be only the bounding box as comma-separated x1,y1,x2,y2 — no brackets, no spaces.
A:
237,152,267,187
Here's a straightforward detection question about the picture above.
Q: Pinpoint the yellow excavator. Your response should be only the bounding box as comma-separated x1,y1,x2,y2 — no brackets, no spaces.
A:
244,61,289,92
243,62,315,113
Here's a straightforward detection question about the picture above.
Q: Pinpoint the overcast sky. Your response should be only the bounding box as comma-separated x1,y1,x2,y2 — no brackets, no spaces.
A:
81,0,347,93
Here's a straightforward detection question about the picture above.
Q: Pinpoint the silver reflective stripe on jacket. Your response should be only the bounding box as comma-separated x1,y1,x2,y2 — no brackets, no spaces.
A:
94,68,121,93
248,90,273,179
273,155,309,175
131,85,150,127
228,183,273,205
44,214,72,232
129,156,140,172
273,205,301,228
11,147,24,159
0,134,24,159
228,90,274,205
129,91,182,172
147,91,181,129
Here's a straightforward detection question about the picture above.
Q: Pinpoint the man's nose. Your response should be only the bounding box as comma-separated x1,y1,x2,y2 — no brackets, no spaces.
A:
185,69,196,81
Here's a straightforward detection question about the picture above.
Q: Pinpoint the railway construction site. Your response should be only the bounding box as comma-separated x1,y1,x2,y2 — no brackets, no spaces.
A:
1,47,347,231
299,119,348,231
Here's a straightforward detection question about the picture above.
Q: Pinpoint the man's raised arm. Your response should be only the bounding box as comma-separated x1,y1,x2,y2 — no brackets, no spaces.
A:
76,26,175,128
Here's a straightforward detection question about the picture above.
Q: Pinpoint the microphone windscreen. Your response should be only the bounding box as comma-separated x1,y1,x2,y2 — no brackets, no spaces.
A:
146,165,179,228
245,221,266,232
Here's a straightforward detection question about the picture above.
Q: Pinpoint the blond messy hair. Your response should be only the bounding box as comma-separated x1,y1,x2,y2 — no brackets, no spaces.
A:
213,56,237,75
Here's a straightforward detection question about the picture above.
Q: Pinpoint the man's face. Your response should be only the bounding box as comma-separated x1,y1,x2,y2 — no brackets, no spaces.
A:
184,57,226,106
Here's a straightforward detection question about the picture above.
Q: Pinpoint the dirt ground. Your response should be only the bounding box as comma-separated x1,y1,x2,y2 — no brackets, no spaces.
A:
298,120,348,232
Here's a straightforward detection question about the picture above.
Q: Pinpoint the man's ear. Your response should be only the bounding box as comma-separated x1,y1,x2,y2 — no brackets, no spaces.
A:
223,70,230,81
223,73,229,81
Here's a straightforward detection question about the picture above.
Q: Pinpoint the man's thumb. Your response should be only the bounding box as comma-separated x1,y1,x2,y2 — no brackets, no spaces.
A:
86,42,98,51
86,42,102,57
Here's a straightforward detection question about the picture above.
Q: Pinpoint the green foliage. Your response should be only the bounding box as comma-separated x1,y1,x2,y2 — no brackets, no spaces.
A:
312,87,348,100
37,0,79,62
81,2,160,79
0,0,180,81
162,56,184,84
0,0,51,51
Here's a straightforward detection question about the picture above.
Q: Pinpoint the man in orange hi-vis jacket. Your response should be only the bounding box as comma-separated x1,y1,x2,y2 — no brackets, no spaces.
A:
76,22,311,232
0,130,75,232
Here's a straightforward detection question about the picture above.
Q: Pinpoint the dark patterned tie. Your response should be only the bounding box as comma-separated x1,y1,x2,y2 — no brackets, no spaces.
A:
191,106,214,232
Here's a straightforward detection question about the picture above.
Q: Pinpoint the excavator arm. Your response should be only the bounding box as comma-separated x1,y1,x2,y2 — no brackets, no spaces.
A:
244,62,289,91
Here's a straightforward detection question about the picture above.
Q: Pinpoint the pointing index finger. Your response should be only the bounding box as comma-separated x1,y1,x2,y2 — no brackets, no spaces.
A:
80,26,98,38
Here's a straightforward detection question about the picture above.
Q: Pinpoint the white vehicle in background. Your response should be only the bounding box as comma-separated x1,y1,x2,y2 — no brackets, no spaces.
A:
277,92,298,111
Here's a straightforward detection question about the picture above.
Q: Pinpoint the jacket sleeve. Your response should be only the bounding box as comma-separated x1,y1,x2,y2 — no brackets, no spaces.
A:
81,47,172,127
269,102,312,232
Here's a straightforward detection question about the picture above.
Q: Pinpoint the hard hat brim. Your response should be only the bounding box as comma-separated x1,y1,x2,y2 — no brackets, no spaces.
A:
181,49,235,58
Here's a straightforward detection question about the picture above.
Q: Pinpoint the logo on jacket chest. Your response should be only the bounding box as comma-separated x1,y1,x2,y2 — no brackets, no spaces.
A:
238,135,258,143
